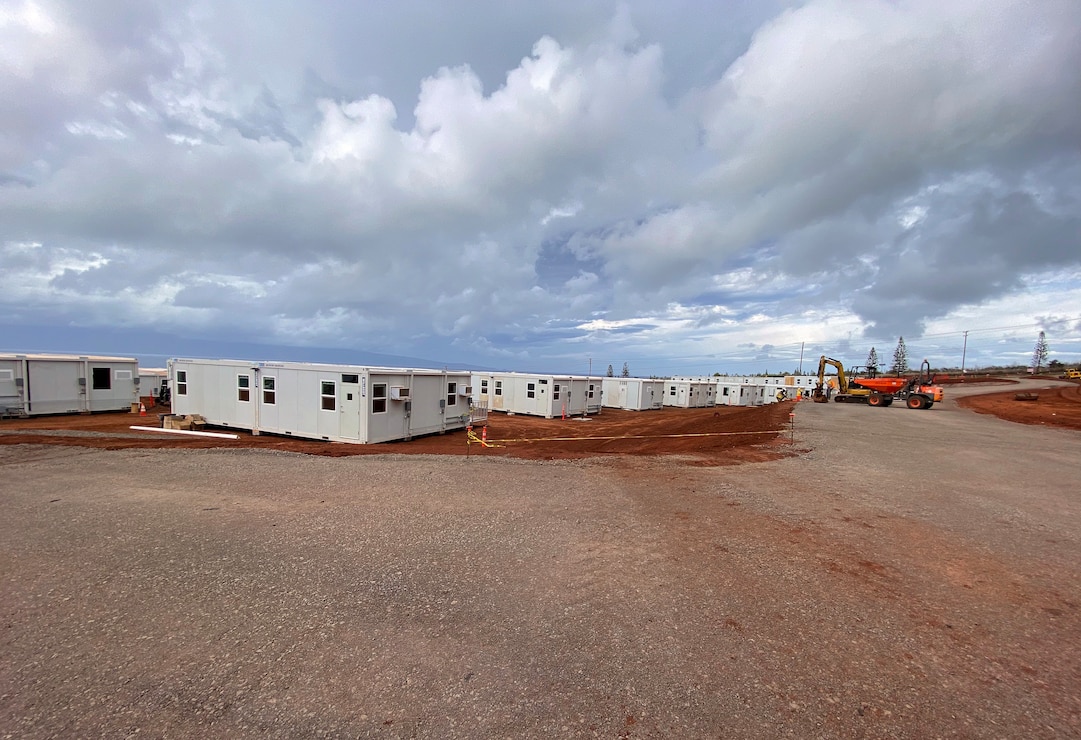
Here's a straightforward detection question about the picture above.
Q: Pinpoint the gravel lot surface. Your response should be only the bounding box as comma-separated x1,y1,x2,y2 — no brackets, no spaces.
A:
2,379,1079,738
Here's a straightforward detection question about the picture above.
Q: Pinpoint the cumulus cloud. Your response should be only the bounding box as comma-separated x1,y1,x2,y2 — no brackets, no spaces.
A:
1,0,1079,373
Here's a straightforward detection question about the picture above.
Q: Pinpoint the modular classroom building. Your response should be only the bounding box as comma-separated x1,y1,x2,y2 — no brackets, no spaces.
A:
0,353,138,416
138,368,168,398
600,378,665,411
662,380,715,408
472,372,602,418
169,358,472,444
716,383,764,406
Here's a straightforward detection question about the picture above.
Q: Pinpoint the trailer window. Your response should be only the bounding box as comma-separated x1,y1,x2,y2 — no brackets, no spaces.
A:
527,382,535,399
553,384,560,400
176,370,187,396
669,386,676,396
342,373,359,384
446,382,457,407
371,383,387,413
92,367,111,390
321,381,336,411
0,369,13,381
263,376,276,405
480,379,488,393
494,381,502,396
115,370,132,380
237,374,250,402
588,384,595,399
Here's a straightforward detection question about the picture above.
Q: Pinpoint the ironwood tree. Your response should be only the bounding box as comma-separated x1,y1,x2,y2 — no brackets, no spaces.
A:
866,347,880,374
891,337,909,375
1031,331,1049,373
621,362,630,378
606,364,614,377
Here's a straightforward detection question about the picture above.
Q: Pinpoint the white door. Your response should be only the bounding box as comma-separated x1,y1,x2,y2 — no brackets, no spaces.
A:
340,377,361,439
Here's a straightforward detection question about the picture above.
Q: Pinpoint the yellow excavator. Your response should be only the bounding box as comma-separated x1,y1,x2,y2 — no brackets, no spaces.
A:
811,357,871,404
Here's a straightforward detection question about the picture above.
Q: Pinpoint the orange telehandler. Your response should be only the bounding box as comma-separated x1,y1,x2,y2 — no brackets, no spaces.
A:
812,356,943,409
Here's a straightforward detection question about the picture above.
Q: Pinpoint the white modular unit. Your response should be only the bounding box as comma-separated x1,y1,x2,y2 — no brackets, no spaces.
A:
0,353,138,416
600,378,665,411
138,368,168,397
168,358,472,444
472,372,602,418
718,383,770,406
662,380,715,408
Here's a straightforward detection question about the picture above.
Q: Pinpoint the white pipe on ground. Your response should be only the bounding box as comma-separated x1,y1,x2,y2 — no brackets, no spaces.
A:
129,425,239,439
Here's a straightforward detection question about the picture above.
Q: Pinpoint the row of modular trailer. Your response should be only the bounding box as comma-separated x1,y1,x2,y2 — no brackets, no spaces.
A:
169,358,473,444
472,372,603,418
0,353,139,416
662,380,716,408
672,375,819,405
716,383,771,406
600,378,665,411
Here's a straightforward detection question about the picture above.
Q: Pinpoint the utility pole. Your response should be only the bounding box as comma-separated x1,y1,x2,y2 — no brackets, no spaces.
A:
798,342,805,374
961,330,969,374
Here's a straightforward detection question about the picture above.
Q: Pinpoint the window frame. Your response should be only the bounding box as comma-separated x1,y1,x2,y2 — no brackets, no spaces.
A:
237,374,251,403
372,382,388,414
446,382,457,407
262,375,276,405
176,370,188,396
91,367,111,390
320,380,336,411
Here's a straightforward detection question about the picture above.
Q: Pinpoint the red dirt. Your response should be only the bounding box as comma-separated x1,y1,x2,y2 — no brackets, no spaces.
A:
0,403,797,465
957,381,1081,431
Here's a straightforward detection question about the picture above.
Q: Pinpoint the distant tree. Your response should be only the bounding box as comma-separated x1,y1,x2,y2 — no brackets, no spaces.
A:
606,364,614,377
891,337,909,375
620,362,630,378
1031,331,1049,373
866,347,880,375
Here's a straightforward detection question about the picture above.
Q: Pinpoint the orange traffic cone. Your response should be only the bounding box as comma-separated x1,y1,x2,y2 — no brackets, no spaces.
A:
139,402,147,416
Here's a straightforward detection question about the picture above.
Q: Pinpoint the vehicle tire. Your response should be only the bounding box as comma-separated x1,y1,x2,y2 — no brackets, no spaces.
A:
868,392,883,407
906,395,924,409
882,397,894,406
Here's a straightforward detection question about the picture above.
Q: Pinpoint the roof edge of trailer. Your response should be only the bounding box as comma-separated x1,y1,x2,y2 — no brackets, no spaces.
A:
0,352,137,362
168,358,472,375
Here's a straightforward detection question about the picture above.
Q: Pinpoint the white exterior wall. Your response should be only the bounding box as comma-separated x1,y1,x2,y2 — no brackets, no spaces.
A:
0,354,137,416
138,368,168,397
662,380,715,408
0,357,22,413
601,378,664,410
169,358,470,444
473,372,602,418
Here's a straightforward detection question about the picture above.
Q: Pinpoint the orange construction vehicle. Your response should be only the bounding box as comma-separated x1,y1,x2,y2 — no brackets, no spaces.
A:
812,356,943,409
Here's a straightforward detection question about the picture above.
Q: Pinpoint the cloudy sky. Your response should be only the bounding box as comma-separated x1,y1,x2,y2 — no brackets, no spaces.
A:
2,0,1080,375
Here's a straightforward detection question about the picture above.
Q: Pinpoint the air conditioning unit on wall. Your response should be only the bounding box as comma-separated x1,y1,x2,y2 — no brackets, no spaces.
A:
458,386,472,395
390,386,410,400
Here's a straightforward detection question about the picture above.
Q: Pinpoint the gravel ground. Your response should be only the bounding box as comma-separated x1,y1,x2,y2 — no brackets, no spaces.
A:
1,379,1079,738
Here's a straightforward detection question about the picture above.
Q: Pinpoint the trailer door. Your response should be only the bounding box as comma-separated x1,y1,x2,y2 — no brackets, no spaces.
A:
340,374,361,440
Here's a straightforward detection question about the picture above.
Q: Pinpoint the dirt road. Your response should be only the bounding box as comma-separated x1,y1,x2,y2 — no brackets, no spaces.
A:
1,380,1079,738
